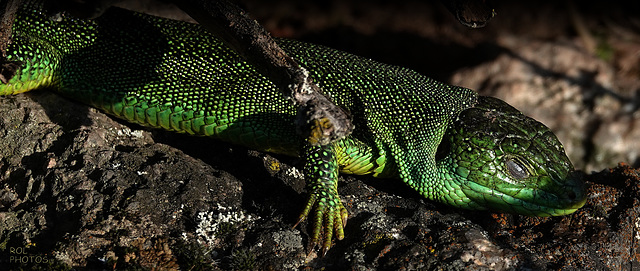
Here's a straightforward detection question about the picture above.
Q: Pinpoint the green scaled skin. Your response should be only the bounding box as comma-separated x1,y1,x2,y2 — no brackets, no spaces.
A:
0,2,587,254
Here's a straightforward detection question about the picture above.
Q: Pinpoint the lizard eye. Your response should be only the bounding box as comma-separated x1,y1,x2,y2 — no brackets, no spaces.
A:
506,158,529,179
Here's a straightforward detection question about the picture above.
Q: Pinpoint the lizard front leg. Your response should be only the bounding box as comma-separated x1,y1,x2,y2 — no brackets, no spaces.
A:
294,141,348,256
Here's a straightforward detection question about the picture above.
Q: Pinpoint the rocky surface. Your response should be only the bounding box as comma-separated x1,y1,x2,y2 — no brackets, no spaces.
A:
1,92,639,270
1,0,639,270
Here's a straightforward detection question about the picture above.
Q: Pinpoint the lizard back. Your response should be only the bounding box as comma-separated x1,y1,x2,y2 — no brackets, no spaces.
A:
4,3,478,178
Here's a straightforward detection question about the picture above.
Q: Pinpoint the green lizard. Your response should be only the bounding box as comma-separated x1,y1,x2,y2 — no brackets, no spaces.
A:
0,1,586,254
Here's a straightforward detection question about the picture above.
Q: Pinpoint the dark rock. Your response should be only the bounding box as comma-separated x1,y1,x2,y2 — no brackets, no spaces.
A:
0,90,638,270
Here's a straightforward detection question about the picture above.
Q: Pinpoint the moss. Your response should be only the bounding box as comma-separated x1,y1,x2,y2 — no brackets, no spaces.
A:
229,248,256,271
174,240,220,271
216,221,237,239
595,39,614,62
0,237,8,250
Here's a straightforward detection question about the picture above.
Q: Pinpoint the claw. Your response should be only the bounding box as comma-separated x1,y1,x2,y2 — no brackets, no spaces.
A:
340,206,348,229
337,206,347,240
320,243,330,257
322,212,335,254
292,194,317,230
292,218,303,230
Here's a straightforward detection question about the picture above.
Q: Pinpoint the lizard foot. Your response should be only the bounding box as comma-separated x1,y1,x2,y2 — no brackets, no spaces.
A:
293,190,348,256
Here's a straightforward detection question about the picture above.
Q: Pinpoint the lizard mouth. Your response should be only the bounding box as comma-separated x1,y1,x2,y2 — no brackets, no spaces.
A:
458,174,588,216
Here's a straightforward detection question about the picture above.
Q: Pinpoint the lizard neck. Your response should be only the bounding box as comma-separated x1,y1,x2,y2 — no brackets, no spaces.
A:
433,154,485,210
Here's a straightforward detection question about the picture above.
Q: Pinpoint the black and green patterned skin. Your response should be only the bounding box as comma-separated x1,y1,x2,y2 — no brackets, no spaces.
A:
0,2,587,253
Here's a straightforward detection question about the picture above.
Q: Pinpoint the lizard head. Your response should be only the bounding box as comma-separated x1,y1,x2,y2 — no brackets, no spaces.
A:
437,96,587,216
